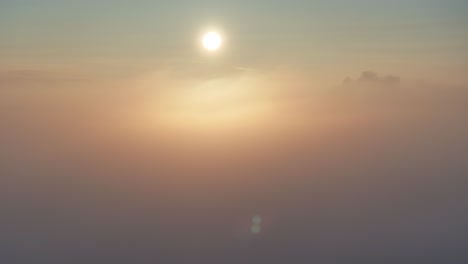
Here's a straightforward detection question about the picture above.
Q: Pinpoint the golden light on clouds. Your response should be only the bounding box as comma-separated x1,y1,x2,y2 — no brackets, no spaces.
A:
153,74,273,131
124,69,286,134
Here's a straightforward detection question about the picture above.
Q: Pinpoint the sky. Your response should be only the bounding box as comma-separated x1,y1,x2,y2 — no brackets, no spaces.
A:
1,0,467,83
1,1,468,263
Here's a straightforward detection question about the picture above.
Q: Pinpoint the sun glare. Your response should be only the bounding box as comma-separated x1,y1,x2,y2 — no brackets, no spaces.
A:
202,32,222,51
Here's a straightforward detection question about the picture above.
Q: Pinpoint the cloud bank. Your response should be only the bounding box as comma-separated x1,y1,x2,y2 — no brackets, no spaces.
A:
1,67,467,263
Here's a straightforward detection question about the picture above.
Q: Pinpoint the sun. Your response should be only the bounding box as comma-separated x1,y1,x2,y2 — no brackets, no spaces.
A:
202,32,222,51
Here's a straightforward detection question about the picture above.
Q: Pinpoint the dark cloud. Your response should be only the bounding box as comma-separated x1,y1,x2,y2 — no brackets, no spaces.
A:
343,71,401,86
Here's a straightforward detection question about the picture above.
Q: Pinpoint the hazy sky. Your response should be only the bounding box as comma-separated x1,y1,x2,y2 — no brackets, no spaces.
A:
1,1,468,263
1,0,467,83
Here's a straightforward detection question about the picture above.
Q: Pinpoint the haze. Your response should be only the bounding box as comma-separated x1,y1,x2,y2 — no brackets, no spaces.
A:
1,0,467,263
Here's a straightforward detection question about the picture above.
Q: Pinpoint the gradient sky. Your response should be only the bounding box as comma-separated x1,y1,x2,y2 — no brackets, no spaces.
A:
1,1,468,263
1,0,468,84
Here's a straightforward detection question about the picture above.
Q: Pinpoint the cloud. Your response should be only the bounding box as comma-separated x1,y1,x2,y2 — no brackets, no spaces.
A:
343,71,401,86
0,69,95,85
0,67,467,262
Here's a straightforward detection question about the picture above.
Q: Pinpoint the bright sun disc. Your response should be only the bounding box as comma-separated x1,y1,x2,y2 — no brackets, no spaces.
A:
202,32,222,51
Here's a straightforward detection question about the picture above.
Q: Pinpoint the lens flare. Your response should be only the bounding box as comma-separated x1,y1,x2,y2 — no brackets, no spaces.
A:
252,215,263,225
251,224,261,234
